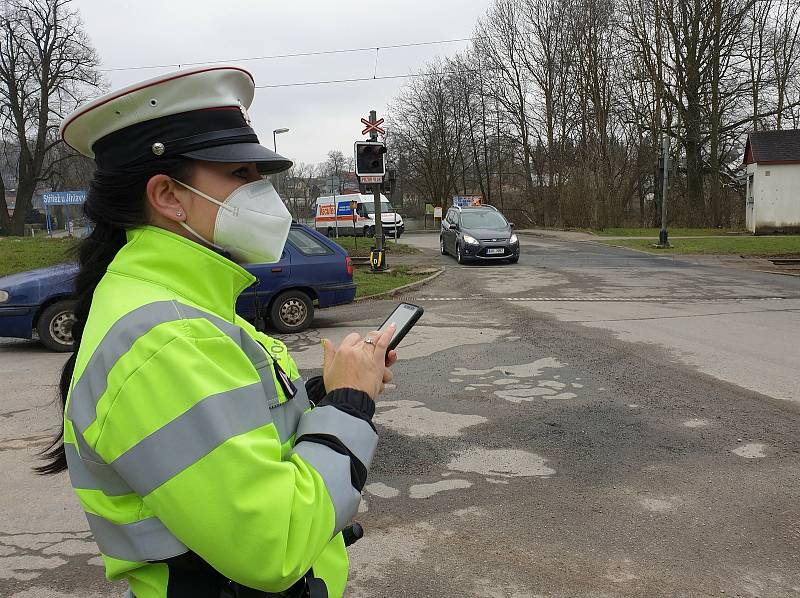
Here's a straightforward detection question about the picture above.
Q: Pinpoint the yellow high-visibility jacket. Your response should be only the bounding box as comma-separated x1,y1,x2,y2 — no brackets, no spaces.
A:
64,225,377,597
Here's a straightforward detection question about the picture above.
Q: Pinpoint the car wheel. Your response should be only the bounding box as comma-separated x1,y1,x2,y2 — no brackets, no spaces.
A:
508,255,519,264
269,290,314,333
440,236,447,255
456,243,467,264
326,227,333,237
363,226,370,238
367,226,375,238
37,299,77,352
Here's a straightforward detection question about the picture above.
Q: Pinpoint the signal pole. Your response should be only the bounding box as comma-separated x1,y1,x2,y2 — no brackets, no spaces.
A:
357,111,388,271
368,110,385,257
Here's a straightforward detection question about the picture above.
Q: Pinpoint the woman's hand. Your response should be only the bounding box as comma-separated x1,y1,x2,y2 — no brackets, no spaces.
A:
322,325,397,401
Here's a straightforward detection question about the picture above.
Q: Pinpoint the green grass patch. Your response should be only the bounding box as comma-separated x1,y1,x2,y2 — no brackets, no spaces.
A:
591,227,745,237
597,236,800,256
0,236,77,278
330,236,422,258
353,265,431,298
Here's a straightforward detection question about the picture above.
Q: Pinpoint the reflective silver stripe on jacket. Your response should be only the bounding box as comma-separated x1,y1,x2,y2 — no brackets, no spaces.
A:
273,380,311,443
66,441,132,497
112,382,273,496
295,405,378,469
68,300,268,435
66,299,318,561
85,512,188,563
290,441,362,535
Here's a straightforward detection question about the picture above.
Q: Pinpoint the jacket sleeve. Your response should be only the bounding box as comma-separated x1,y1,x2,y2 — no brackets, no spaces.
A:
305,376,327,405
93,327,377,592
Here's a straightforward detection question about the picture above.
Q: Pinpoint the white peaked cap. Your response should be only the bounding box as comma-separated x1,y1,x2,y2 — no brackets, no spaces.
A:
60,66,291,174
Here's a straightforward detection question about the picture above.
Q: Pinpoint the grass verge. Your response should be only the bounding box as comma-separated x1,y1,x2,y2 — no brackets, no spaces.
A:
330,236,422,258
353,265,430,298
596,236,800,256
0,236,77,278
590,227,745,237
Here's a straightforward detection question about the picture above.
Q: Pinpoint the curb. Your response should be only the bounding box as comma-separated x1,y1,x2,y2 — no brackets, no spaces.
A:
353,267,445,302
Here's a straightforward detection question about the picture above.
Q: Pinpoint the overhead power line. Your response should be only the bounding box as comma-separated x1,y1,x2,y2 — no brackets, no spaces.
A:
252,64,525,88
98,37,475,73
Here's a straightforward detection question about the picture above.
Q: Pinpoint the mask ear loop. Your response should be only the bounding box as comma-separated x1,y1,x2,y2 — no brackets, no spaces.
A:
172,178,229,251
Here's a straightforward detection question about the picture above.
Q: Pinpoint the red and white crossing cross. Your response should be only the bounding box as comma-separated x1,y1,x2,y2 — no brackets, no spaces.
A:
361,117,385,136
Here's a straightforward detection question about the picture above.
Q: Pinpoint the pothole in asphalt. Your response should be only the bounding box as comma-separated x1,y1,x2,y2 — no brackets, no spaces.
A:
639,497,675,512
451,358,582,404
731,443,766,458
365,482,400,498
374,400,487,437
452,357,565,379
447,448,556,478
409,479,472,499
683,418,711,428
370,428,449,476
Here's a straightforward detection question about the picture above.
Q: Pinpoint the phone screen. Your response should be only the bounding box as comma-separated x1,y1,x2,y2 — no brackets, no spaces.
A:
378,303,420,347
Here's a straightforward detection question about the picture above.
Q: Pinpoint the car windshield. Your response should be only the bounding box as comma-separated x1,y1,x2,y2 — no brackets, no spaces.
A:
460,211,508,230
364,201,394,214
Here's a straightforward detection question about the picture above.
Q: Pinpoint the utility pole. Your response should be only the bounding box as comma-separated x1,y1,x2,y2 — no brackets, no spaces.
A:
657,135,671,248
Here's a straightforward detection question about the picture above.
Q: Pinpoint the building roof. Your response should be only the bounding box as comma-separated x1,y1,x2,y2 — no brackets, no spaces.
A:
744,129,800,165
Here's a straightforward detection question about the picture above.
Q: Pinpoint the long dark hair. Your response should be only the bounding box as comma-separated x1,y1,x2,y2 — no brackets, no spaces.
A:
37,157,195,474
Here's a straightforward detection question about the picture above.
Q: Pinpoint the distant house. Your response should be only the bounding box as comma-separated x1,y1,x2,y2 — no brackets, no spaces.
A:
743,129,800,234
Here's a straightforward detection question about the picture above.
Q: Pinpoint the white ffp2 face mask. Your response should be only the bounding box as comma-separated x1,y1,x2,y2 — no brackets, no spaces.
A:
174,178,292,264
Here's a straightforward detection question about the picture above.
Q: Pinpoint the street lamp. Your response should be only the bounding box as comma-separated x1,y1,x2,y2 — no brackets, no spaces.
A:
273,128,289,152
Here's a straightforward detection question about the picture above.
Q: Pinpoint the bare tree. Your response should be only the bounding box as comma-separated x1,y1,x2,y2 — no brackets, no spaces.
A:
475,0,537,216
0,0,101,236
389,59,465,209
389,0,800,229
772,0,800,128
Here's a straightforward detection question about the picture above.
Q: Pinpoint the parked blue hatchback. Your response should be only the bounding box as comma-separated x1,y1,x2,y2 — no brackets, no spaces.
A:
0,223,356,351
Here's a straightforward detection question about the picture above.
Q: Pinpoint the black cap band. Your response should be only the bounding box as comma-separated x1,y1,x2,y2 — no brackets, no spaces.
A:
91,107,260,170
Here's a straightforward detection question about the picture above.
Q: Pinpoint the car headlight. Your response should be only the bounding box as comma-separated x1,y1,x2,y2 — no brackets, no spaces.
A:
462,234,479,245
0,290,8,303
510,234,519,244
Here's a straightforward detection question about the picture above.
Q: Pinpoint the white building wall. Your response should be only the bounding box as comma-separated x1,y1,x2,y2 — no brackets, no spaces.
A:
750,162,800,233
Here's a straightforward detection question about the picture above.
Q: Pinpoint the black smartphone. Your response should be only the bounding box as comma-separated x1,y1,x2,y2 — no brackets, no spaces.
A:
377,302,424,358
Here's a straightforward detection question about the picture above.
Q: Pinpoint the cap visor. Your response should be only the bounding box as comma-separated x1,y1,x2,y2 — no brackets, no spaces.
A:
181,142,292,174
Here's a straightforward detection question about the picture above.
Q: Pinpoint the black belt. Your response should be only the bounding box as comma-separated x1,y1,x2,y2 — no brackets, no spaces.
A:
143,524,363,598
220,571,326,598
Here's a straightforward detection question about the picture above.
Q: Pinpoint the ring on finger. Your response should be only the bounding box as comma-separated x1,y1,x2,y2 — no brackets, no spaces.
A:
363,337,375,346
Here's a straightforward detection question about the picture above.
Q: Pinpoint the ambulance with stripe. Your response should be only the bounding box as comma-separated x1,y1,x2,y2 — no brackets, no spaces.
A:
314,193,404,238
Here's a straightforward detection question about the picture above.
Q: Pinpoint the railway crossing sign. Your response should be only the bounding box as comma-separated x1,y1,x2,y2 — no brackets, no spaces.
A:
361,117,385,136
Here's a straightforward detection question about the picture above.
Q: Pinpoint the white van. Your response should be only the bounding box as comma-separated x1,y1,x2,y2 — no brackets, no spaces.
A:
314,193,405,238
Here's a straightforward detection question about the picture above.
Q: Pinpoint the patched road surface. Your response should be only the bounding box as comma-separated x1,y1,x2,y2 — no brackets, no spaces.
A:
2,233,799,597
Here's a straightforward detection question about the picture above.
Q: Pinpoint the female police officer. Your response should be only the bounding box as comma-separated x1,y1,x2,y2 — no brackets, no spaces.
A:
38,66,396,598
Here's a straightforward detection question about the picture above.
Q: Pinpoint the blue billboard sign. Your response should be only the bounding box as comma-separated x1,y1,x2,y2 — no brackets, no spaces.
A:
42,191,86,205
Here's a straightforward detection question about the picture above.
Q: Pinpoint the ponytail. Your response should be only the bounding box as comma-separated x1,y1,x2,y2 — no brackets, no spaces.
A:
36,158,195,474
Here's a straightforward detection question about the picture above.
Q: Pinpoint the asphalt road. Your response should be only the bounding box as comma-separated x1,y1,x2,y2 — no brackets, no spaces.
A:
1,234,799,597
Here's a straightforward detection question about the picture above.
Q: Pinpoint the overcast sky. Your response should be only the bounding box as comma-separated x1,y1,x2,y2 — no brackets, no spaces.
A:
72,0,492,167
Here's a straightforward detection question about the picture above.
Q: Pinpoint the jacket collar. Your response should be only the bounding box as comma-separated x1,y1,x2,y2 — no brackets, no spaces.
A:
110,225,256,321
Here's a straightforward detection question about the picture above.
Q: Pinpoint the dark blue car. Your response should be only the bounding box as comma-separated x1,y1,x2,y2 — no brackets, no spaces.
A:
0,223,356,351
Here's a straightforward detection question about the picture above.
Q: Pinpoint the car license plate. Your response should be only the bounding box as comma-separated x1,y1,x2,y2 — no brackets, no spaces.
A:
487,248,504,255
